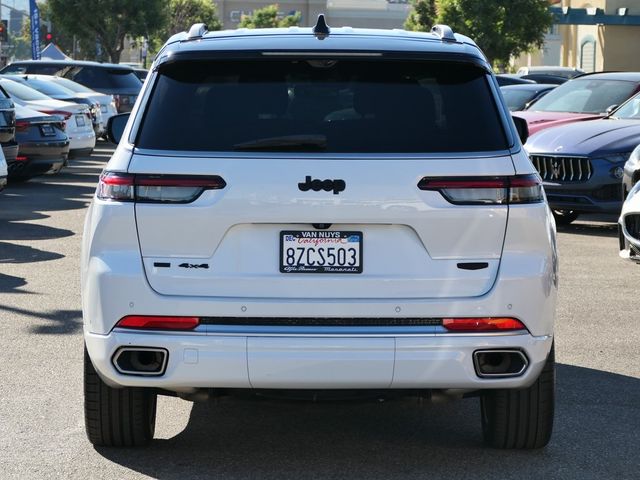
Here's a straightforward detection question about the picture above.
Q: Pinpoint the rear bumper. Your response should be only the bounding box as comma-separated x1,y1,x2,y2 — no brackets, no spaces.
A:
68,130,96,152
0,174,6,191
8,156,65,178
85,328,553,391
545,183,622,214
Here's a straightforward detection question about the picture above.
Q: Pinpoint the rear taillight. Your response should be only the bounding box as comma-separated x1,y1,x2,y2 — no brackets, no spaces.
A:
97,172,226,203
418,174,543,205
442,317,527,332
116,315,200,330
15,120,29,132
40,110,73,121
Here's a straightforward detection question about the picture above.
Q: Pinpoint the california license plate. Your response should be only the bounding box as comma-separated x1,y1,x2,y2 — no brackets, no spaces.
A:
280,231,363,274
75,115,85,127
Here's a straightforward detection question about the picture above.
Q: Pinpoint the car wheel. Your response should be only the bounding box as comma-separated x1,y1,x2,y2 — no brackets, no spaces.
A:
480,344,555,449
552,209,579,225
84,346,157,447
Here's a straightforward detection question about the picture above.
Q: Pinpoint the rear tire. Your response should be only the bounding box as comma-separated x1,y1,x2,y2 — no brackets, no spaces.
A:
552,209,579,225
480,345,555,449
84,347,157,447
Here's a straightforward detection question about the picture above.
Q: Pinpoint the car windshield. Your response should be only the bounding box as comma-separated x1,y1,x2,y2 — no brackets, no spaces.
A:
137,59,508,153
612,94,640,119
0,79,51,101
50,76,95,94
501,89,538,111
528,78,637,114
14,78,75,97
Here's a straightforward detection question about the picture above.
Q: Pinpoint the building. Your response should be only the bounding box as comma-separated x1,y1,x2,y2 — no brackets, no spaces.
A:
514,0,640,72
213,0,410,30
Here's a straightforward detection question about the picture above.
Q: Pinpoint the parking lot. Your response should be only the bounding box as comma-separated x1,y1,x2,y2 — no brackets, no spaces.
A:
0,143,639,479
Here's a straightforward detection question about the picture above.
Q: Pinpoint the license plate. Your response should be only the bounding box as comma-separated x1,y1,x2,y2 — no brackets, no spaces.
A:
280,231,363,274
40,124,55,136
75,115,85,127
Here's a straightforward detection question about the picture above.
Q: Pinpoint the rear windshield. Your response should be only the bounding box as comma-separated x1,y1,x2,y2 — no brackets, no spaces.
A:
529,79,637,114
67,67,142,90
136,59,508,153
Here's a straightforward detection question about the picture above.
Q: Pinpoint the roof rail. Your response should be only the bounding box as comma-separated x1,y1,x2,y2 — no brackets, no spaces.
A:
431,24,457,43
187,23,208,40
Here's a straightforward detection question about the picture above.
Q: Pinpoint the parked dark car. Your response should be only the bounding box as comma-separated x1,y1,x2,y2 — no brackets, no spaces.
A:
525,92,640,224
8,104,69,181
133,68,148,81
0,84,17,166
2,75,102,136
495,74,535,86
514,72,640,135
0,60,142,113
520,73,570,85
500,84,556,111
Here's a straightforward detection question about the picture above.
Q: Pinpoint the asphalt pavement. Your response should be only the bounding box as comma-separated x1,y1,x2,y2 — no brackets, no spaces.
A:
0,143,638,479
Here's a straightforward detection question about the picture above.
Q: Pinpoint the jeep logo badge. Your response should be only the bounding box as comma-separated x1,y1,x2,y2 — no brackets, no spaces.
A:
298,176,346,195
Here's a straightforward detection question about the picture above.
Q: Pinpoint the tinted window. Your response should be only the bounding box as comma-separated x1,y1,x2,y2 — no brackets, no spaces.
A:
137,60,508,153
501,89,539,111
613,93,640,120
0,79,51,101
530,79,637,114
11,78,75,97
69,67,141,89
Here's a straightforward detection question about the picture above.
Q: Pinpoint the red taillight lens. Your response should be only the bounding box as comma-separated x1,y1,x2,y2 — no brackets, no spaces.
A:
15,120,29,132
442,317,526,332
97,172,226,203
418,174,543,205
40,110,73,120
116,315,200,330
16,155,28,162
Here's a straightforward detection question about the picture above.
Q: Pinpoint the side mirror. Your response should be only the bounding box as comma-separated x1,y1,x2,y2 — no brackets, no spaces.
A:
106,113,130,144
512,115,529,144
605,104,619,116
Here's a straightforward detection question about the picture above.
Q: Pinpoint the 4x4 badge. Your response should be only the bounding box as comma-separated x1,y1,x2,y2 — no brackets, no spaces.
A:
298,176,346,195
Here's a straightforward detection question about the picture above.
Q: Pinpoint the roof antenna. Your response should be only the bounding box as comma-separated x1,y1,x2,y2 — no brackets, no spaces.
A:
313,14,330,38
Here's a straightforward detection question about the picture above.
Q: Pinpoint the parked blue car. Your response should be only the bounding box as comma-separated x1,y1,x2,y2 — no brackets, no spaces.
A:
525,92,640,224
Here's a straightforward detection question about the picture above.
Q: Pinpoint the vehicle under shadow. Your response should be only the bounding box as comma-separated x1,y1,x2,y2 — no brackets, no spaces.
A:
95,364,639,480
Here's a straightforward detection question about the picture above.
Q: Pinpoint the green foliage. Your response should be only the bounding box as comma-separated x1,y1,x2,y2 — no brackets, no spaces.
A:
405,0,553,68
162,0,222,40
48,0,168,63
237,4,301,29
404,0,438,32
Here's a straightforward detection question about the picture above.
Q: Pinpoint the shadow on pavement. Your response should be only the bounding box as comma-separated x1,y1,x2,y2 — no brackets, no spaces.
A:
0,273,31,294
0,304,82,334
0,242,64,264
96,364,639,480
558,222,618,238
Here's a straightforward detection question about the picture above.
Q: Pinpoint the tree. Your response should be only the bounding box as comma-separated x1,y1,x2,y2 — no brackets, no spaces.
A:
161,0,222,40
404,0,437,32
237,4,301,29
405,0,553,68
48,0,167,63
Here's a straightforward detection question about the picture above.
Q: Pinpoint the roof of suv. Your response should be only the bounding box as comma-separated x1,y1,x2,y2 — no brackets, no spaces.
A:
158,26,487,64
5,59,135,71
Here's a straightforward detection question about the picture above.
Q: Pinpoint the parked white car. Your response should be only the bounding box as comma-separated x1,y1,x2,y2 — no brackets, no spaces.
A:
0,78,95,156
82,21,558,449
619,168,640,261
25,75,118,136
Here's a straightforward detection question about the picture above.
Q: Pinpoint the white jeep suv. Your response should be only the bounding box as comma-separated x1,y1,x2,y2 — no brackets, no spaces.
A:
82,19,557,449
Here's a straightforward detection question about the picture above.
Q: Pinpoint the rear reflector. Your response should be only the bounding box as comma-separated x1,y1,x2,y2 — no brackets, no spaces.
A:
418,174,543,205
442,317,526,332
97,172,226,203
116,315,200,330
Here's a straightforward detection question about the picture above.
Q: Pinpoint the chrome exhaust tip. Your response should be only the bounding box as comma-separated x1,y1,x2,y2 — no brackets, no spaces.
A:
473,349,528,378
113,347,168,376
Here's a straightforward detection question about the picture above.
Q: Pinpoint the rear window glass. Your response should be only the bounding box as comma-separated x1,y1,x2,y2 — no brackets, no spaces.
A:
136,59,508,153
68,67,142,89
